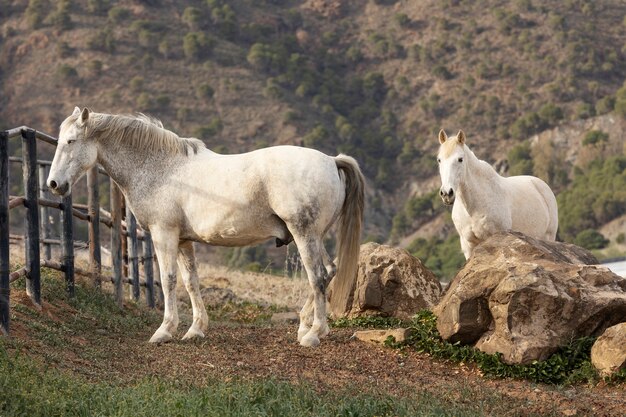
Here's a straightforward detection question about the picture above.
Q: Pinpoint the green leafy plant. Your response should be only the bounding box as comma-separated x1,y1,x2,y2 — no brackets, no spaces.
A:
383,311,608,385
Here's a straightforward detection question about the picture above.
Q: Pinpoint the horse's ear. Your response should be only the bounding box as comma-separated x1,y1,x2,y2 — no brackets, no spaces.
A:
438,129,447,144
457,130,466,145
80,107,90,125
72,106,81,116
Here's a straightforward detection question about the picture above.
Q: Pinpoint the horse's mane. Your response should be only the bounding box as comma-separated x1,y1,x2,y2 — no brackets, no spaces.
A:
82,113,205,156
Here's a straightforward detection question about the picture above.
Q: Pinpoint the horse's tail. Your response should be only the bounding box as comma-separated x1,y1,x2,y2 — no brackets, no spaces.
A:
330,154,365,317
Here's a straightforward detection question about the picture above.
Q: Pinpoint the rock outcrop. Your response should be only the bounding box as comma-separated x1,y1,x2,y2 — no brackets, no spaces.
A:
434,232,626,364
328,242,441,319
591,322,626,377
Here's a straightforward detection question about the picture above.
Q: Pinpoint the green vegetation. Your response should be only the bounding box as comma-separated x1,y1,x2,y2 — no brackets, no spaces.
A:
1,271,559,417
0,350,522,417
397,311,614,385
582,130,609,146
57,63,78,81
507,142,533,175
335,311,626,386
5,0,626,258
107,6,129,23
573,229,609,250
46,0,72,31
24,0,45,29
557,156,626,242
183,32,215,61
407,234,465,282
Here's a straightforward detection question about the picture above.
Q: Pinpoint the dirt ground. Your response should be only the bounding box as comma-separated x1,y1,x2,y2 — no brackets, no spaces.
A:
2,242,626,416
4,265,626,417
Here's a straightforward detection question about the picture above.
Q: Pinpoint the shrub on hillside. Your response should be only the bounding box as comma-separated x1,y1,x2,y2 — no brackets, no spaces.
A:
25,0,46,29
194,117,223,138
108,7,130,23
46,0,72,31
87,28,115,53
573,229,609,250
87,0,110,14
87,60,103,77
302,125,329,148
182,7,204,31
196,83,215,101
595,95,615,115
582,130,609,146
507,142,534,175
183,32,216,61
557,156,626,241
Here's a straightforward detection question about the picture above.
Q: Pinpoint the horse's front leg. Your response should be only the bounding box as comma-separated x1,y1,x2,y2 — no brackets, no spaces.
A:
149,226,180,343
177,241,209,340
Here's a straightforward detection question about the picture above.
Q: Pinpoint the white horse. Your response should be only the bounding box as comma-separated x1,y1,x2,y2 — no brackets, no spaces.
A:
437,129,558,259
47,107,365,347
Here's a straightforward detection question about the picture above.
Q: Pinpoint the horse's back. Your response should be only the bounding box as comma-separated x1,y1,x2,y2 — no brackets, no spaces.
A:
171,146,345,242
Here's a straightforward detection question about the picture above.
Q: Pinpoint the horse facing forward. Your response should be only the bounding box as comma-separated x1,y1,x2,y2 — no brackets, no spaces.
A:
47,107,365,347
437,129,558,259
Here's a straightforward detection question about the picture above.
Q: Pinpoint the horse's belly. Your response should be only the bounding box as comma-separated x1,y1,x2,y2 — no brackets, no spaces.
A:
181,212,289,247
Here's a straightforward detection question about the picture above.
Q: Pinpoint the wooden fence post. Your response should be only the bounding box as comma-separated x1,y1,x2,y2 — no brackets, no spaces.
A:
143,232,155,308
110,180,123,307
22,129,40,307
60,193,74,296
87,167,101,287
38,164,52,261
0,130,10,334
126,207,140,301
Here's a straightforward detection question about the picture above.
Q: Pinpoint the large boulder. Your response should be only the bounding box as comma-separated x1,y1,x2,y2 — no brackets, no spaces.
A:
434,232,626,364
591,322,626,377
328,242,442,319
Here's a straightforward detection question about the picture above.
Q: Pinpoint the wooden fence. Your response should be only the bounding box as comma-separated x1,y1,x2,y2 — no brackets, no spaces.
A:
0,126,162,335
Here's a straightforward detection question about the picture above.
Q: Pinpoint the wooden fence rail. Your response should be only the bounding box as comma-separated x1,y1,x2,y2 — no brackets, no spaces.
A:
0,126,162,335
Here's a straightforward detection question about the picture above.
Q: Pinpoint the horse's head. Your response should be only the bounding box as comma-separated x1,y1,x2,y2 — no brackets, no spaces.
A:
437,129,467,206
47,107,98,197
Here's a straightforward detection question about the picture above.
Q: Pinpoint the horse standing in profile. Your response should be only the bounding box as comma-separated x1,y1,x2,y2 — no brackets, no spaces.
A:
47,107,365,347
437,129,558,259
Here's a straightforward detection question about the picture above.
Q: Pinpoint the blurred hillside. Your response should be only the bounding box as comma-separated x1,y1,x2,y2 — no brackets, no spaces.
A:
1,0,625,279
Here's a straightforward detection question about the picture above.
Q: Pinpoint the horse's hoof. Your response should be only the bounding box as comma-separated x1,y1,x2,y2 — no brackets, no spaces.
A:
319,325,330,338
300,334,320,347
182,328,205,340
149,329,173,344
297,327,310,342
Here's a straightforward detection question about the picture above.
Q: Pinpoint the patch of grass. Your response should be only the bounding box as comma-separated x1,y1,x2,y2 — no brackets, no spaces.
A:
385,311,618,386
0,347,508,417
331,315,407,329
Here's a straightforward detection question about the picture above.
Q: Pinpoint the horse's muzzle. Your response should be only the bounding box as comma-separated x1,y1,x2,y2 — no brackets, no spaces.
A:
47,179,70,197
440,188,455,206
441,196,455,206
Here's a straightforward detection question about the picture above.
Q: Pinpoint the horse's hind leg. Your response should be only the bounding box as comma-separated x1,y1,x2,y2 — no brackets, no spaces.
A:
297,245,335,342
177,241,209,340
293,234,329,347
149,226,181,343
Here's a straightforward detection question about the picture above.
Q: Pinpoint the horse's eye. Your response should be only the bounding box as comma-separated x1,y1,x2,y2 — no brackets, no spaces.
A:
437,158,441,164
458,157,463,163
67,140,76,144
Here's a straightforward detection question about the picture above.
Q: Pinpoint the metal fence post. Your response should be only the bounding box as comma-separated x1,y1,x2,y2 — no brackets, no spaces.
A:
22,129,40,307
126,207,140,301
87,167,101,287
60,194,74,296
0,130,10,334
110,180,123,307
